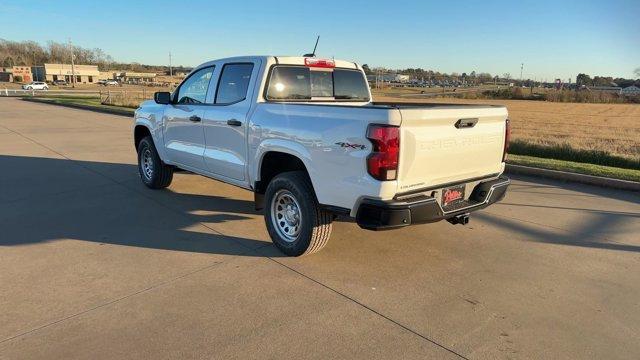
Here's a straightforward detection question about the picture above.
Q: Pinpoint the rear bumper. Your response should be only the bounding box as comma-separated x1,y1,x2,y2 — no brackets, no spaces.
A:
356,176,509,230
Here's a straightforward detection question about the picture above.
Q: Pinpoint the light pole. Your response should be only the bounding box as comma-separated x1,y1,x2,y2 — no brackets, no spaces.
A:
520,63,523,83
68,38,76,88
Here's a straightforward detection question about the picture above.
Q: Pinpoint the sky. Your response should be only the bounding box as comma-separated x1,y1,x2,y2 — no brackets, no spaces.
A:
1,0,638,80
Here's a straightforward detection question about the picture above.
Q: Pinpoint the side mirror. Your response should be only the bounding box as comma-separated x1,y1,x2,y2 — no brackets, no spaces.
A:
154,91,172,104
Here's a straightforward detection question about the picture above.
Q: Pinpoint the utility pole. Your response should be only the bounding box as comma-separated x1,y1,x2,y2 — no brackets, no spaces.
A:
68,38,76,88
520,63,524,82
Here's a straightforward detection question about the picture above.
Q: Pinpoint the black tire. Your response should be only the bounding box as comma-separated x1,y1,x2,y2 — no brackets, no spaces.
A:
137,136,173,189
264,171,333,256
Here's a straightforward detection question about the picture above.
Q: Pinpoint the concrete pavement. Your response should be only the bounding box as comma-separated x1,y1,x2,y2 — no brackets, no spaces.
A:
1,98,639,359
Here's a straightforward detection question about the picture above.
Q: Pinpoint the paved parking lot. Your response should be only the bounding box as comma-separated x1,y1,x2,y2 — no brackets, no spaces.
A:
1,98,639,359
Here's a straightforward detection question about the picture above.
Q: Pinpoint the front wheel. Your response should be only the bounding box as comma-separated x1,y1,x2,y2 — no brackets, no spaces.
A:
137,136,173,189
264,171,333,256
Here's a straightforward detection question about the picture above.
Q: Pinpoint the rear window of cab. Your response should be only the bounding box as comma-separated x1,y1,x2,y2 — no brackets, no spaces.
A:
265,66,370,102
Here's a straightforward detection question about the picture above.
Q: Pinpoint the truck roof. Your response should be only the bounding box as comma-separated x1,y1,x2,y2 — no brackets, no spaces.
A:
194,56,360,71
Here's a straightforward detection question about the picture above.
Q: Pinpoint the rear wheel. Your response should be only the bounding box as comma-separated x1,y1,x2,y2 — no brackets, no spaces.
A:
264,171,332,256
137,136,173,189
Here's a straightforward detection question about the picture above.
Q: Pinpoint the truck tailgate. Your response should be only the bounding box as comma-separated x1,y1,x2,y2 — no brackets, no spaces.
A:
396,105,507,193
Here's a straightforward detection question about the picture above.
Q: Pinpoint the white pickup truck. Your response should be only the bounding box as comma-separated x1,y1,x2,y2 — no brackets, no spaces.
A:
134,56,510,256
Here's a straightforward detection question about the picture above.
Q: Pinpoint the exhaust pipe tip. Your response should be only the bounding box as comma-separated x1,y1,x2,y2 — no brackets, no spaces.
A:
447,213,470,225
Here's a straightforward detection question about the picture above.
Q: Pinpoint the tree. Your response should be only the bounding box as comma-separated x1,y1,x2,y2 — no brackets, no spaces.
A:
469,71,477,85
614,77,636,88
503,73,511,80
478,72,492,83
592,76,613,87
576,73,592,86
635,67,640,78
362,64,372,75
0,39,114,70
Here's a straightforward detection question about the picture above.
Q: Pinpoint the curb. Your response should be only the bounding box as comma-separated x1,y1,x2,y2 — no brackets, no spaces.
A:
506,164,640,192
21,97,134,117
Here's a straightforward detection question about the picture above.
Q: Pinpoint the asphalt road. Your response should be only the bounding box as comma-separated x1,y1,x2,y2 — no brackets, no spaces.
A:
1,98,639,359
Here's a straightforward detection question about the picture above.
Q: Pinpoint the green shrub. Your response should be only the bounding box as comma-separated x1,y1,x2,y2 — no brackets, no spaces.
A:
14,75,22,82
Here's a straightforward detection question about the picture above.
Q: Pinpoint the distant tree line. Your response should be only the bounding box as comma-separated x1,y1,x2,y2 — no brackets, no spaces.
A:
576,73,639,88
0,39,113,69
364,63,640,87
362,64,513,84
0,39,189,73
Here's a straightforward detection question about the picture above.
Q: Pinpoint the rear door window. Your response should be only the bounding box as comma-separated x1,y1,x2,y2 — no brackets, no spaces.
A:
215,63,254,104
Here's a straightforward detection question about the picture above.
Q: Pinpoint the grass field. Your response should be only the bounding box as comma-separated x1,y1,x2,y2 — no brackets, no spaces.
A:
373,90,640,161
24,96,135,115
508,154,640,182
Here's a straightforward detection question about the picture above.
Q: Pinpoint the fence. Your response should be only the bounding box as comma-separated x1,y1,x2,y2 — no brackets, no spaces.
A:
99,89,154,107
1,88,156,108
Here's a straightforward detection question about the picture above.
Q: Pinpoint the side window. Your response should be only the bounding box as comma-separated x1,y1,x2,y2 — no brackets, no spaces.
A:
176,67,214,104
215,63,254,104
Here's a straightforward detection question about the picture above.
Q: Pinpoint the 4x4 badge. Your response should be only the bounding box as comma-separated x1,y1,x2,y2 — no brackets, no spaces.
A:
335,142,365,150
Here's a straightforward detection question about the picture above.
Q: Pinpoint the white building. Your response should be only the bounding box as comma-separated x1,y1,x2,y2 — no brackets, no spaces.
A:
116,71,157,84
366,73,412,83
394,74,411,82
620,85,640,96
44,64,100,84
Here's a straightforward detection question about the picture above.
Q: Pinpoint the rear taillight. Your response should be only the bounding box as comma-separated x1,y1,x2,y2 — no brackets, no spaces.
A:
366,125,400,181
503,119,510,162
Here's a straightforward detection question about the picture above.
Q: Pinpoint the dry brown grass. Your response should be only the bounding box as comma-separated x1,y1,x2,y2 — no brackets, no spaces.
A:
373,90,640,160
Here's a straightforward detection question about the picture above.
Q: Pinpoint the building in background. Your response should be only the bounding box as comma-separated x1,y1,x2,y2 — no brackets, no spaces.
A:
589,85,622,93
165,68,192,77
116,71,156,84
31,66,45,82
0,68,13,82
620,85,640,96
366,73,412,84
394,74,411,82
99,71,117,80
10,66,32,82
44,63,100,84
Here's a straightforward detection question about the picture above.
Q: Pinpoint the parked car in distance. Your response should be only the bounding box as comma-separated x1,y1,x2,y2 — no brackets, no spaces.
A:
98,79,118,86
134,55,510,256
22,81,48,90
53,79,68,86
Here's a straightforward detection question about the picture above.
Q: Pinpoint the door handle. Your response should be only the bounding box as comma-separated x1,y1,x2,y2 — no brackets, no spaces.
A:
227,119,242,126
189,115,201,122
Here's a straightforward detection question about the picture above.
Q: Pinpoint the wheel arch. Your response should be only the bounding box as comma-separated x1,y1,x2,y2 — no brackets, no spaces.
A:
253,144,319,210
134,124,152,150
